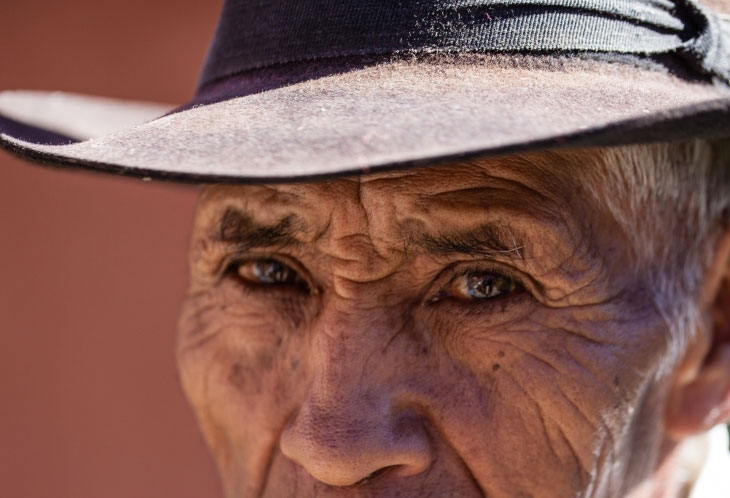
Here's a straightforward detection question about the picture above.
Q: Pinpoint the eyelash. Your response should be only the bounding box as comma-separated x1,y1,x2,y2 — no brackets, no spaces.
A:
223,257,529,310
431,263,526,303
223,256,313,295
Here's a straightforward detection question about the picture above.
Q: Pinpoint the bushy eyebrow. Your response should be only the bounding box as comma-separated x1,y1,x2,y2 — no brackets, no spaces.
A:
216,208,301,250
418,223,525,260
216,208,524,259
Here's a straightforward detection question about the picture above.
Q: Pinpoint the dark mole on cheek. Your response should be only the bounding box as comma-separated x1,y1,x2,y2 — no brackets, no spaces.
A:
492,363,501,372
614,375,620,386
498,351,505,358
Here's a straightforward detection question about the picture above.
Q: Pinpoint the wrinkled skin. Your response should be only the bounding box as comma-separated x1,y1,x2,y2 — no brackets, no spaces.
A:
176,152,725,498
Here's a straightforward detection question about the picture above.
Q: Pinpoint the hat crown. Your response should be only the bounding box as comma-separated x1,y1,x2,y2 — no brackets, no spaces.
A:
193,0,729,89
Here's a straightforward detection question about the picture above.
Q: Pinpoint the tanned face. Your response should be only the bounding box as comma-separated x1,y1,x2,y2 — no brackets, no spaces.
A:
176,151,691,497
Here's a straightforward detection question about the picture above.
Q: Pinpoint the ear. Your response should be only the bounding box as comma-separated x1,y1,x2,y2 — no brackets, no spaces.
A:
665,227,730,437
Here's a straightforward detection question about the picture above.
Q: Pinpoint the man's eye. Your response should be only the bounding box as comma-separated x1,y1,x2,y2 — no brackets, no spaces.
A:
450,271,517,301
234,259,303,286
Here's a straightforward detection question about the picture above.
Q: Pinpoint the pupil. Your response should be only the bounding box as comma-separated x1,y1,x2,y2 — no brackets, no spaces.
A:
469,274,494,297
255,261,289,283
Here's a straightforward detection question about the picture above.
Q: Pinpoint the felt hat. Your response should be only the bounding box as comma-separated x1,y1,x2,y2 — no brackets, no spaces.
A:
1,0,730,183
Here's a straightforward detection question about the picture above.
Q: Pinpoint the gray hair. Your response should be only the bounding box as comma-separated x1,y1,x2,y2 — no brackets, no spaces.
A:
581,139,730,361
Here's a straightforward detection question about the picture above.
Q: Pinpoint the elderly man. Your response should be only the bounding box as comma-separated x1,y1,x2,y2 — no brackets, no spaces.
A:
1,1,729,497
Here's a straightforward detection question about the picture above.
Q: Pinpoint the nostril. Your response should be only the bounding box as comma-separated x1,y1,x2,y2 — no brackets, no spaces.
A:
280,396,434,487
354,465,395,486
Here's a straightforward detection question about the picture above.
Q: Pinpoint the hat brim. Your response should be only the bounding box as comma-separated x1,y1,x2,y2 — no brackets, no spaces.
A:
1,55,729,183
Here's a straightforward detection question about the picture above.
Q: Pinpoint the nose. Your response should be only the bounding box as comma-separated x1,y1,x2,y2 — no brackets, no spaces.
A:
280,390,433,487
279,306,434,488
280,299,435,487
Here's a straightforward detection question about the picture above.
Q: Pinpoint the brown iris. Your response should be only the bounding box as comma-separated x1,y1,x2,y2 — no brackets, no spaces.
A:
451,271,516,301
235,259,302,285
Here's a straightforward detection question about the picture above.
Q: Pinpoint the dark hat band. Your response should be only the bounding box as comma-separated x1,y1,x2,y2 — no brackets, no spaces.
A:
199,0,730,91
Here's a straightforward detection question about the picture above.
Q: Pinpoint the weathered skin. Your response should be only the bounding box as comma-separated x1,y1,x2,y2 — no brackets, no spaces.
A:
176,151,730,498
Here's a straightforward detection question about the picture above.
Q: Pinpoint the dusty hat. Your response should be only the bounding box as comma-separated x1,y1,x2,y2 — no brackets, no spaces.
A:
1,0,730,183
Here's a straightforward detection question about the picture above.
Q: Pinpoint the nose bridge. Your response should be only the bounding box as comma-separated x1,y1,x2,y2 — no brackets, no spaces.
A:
306,295,414,407
312,288,404,365
279,298,433,487
305,300,397,429
313,330,370,397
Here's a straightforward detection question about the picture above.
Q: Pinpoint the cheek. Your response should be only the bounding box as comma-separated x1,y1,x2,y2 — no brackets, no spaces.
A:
422,302,672,496
176,288,310,463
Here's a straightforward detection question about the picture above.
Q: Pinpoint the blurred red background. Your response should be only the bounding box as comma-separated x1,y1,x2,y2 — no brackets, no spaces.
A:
0,1,222,496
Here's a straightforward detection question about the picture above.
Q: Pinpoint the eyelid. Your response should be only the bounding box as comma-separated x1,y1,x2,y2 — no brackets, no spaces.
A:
221,253,320,294
426,260,534,304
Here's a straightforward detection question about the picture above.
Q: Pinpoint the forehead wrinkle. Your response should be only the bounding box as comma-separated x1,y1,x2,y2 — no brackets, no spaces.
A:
208,181,406,282
397,189,601,294
404,155,590,250
348,162,585,272
197,150,596,262
355,148,591,198
416,180,561,221
320,228,410,284
415,184,570,254
469,148,600,199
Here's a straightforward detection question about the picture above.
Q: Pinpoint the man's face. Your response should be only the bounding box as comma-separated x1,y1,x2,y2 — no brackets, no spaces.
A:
177,152,678,498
